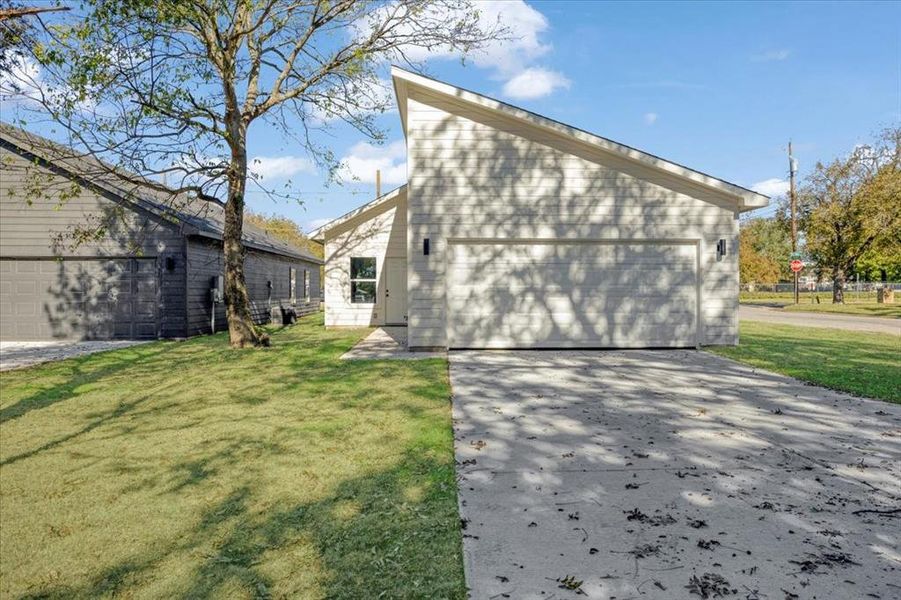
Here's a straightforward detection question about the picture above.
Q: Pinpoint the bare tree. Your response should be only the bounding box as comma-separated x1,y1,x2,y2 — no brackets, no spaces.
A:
6,0,506,346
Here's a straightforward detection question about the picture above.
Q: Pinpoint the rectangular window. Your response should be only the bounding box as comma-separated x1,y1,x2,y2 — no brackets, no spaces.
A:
350,257,376,303
289,267,297,302
303,270,310,301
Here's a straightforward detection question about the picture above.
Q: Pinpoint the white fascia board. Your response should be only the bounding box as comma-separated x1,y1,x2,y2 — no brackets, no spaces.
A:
307,184,406,242
390,66,769,212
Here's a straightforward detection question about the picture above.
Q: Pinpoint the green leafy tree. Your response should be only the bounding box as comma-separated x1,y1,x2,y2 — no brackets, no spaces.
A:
7,0,506,347
244,211,322,260
854,243,901,282
0,2,68,74
739,217,792,285
739,220,781,286
798,128,901,303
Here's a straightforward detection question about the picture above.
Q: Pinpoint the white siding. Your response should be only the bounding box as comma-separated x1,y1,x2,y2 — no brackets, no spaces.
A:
447,242,698,348
406,89,739,348
323,189,407,327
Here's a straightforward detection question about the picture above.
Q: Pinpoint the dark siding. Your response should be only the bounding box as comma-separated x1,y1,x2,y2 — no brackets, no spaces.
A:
185,237,321,336
0,145,187,340
0,257,160,340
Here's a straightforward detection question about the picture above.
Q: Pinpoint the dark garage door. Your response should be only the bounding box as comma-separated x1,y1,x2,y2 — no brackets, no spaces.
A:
0,258,159,341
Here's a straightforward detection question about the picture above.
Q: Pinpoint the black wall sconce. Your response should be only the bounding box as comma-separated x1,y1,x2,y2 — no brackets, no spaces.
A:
423,238,430,256
165,256,176,271
716,239,727,259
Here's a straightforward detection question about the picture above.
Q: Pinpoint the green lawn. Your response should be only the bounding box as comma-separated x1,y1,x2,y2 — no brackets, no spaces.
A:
740,291,900,318
780,302,901,318
0,315,465,599
740,290,882,302
709,321,901,404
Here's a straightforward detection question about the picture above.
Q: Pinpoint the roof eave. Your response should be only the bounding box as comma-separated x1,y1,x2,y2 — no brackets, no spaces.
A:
389,67,769,210
190,230,323,264
737,193,770,213
307,184,407,241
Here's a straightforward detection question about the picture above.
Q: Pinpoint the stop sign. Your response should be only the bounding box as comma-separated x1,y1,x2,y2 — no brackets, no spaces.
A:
790,259,803,273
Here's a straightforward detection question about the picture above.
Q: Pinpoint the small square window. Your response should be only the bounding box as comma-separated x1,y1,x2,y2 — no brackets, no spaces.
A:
351,257,376,280
351,281,376,303
350,257,376,304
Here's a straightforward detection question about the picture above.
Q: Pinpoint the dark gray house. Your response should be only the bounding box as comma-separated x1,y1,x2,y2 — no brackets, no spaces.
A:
0,124,322,341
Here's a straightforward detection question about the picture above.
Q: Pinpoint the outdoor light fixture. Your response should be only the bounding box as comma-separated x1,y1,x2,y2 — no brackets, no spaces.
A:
423,238,430,256
165,256,176,271
716,239,727,258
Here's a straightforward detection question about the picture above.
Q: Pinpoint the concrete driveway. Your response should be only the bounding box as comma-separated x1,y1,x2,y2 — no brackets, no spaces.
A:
0,340,147,371
450,350,900,599
740,304,900,335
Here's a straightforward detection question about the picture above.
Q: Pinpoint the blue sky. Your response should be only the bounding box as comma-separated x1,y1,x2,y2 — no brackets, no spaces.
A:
4,1,898,231
252,0,898,233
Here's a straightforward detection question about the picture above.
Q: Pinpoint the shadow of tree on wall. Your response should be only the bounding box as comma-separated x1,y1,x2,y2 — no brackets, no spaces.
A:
407,90,739,348
41,253,160,341
323,195,407,326
0,153,181,340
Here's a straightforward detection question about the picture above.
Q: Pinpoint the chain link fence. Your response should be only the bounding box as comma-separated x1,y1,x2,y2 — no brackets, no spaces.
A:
740,281,900,302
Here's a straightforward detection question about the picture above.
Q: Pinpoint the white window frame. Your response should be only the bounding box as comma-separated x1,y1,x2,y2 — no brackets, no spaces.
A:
350,257,377,304
289,267,297,303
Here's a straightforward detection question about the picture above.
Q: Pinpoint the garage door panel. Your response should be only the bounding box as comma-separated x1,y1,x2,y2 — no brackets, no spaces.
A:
447,242,697,349
451,277,698,297
0,258,159,341
452,268,697,287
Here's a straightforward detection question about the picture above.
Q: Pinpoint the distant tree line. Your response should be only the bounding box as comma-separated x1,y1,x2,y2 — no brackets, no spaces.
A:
740,127,900,303
244,212,323,261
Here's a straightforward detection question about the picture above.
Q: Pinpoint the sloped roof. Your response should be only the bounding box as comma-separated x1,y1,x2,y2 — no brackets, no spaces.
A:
0,122,322,263
391,67,769,212
308,184,406,242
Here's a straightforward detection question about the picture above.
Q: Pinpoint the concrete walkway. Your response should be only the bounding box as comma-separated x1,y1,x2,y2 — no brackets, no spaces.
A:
450,349,901,600
340,327,445,360
740,304,900,335
0,340,148,371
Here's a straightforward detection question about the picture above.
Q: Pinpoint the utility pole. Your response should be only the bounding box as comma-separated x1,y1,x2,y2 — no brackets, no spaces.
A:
789,141,799,304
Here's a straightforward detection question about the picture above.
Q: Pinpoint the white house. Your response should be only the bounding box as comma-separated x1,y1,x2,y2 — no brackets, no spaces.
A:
310,68,769,350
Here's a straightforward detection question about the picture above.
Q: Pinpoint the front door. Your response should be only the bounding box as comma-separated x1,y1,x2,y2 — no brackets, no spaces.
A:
385,257,407,325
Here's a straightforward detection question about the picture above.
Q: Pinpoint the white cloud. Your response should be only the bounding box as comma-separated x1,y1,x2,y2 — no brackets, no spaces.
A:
361,0,567,100
751,49,790,62
379,0,550,75
465,0,551,76
307,217,335,232
644,112,658,126
0,55,44,104
751,178,790,198
0,54,98,111
502,68,570,100
248,156,315,180
338,139,406,185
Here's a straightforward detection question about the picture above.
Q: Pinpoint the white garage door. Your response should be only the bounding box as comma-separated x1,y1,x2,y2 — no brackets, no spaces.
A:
447,241,698,348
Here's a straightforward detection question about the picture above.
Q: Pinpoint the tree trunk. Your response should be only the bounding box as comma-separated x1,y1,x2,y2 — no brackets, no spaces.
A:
832,265,845,304
222,125,267,347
